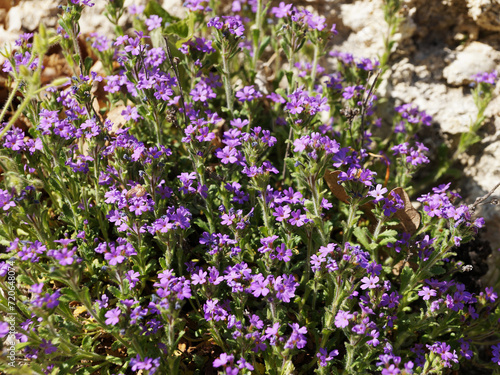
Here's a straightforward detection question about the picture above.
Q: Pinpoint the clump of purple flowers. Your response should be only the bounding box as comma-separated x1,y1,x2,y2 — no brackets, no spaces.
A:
0,1,499,374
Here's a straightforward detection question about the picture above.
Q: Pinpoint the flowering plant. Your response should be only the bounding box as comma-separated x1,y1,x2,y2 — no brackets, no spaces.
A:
0,1,499,374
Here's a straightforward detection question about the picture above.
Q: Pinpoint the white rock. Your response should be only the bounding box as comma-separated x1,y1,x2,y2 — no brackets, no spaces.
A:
6,0,59,32
443,41,500,86
467,0,500,31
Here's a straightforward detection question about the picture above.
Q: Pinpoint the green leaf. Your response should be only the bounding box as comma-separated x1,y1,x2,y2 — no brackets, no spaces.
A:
165,13,196,40
62,203,74,221
304,199,315,214
83,57,93,76
107,285,122,299
144,0,180,24
150,28,165,49
159,257,167,269
379,237,397,246
194,218,210,232
75,364,105,375
81,335,94,352
379,229,398,238
353,227,376,251
429,265,446,276
60,287,79,301
400,266,413,292
285,71,294,86
106,355,124,365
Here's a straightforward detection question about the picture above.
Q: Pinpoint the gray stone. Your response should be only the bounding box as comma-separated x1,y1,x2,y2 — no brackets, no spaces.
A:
443,41,500,86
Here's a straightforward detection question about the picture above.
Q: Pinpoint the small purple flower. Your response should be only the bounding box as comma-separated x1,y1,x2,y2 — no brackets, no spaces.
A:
0,322,9,338
145,15,162,31
273,205,291,222
122,106,142,121
105,307,121,326
335,310,353,328
418,286,437,301
491,344,500,365
317,347,339,367
213,353,234,367
235,85,262,102
40,339,57,355
360,275,379,290
284,323,307,349
368,184,388,203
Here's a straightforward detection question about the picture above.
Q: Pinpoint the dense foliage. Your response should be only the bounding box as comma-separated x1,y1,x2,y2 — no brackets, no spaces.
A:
0,0,499,374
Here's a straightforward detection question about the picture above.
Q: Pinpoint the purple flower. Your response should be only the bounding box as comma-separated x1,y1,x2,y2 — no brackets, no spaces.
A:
368,184,388,203
317,347,339,367
273,205,291,222
129,355,161,374
105,307,121,325
213,353,235,367
271,2,293,18
335,310,353,328
97,294,109,309
342,85,357,99
284,323,307,349
126,270,141,288
491,344,500,365
40,339,57,355
472,70,498,85
360,275,379,290
418,286,437,301
191,269,207,285
122,106,142,121
235,85,262,102
145,15,162,31
0,322,9,338
367,330,380,347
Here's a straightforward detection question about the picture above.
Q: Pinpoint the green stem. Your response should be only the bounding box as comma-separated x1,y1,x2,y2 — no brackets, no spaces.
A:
310,176,327,246
0,86,32,140
221,46,234,118
0,79,20,126
342,199,360,246
252,0,263,69
309,43,320,92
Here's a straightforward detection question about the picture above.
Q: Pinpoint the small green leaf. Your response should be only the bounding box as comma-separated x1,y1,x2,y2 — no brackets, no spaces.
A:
106,354,124,365
150,28,165,49
83,56,93,75
144,0,180,24
107,285,122,299
194,218,210,232
379,229,398,238
429,265,446,276
353,227,376,251
159,257,167,269
400,266,413,292
81,335,94,352
379,237,397,246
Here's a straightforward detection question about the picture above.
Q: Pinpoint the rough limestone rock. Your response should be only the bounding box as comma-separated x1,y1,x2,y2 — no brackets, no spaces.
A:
2,0,185,44
443,41,500,86
336,0,416,60
467,0,500,31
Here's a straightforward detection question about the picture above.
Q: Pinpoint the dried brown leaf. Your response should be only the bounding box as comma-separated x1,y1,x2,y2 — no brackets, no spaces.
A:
391,187,421,234
324,170,349,204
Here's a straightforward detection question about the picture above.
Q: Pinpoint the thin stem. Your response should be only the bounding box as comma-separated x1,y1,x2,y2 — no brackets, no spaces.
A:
308,43,320,92
0,79,20,126
252,0,263,69
342,199,360,246
0,88,33,140
222,46,235,118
